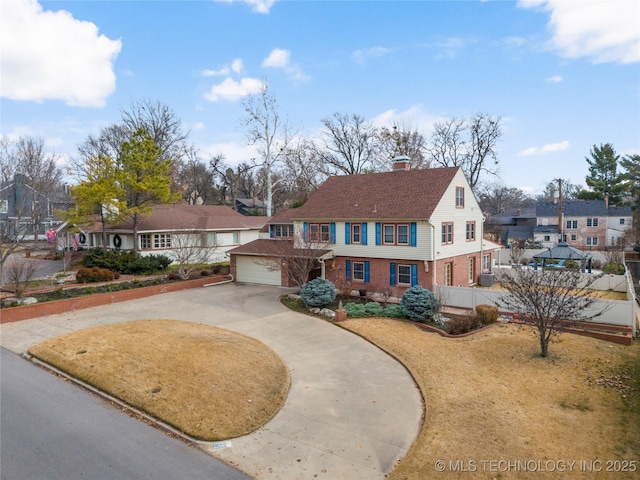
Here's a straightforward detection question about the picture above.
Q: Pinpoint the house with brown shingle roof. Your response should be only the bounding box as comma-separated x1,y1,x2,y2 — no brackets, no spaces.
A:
229,161,500,291
83,203,268,264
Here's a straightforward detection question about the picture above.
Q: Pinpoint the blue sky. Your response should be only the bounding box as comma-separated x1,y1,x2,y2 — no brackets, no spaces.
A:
2,0,639,195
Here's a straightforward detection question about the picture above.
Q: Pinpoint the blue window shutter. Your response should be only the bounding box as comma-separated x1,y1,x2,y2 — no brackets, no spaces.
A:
345,260,351,281
411,264,418,286
390,262,396,286
364,261,370,283
345,222,351,245
362,223,368,245
410,222,417,247
331,223,336,243
269,225,274,238
375,222,381,245
303,222,308,241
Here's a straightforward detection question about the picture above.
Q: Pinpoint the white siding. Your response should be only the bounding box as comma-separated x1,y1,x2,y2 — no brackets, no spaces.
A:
429,169,485,261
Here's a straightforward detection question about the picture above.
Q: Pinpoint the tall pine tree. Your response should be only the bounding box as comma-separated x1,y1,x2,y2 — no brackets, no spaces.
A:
583,143,625,204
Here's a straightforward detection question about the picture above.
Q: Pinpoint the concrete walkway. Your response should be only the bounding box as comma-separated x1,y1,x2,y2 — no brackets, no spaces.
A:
0,283,423,480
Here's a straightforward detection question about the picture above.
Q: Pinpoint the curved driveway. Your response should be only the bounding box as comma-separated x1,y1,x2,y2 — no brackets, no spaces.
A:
0,283,422,480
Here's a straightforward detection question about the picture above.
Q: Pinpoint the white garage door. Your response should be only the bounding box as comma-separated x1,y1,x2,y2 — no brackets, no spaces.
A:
235,256,281,286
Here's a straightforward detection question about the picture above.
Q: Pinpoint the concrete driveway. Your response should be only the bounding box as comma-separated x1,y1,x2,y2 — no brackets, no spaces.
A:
0,283,422,480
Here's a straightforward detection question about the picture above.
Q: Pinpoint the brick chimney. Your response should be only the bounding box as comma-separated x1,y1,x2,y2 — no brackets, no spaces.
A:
604,194,609,208
392,155,410,171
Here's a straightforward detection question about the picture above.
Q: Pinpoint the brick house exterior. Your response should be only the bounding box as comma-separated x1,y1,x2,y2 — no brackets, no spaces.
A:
229,163,500,293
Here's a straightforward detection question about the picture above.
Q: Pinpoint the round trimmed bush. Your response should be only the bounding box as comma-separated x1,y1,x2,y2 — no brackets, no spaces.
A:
300,278,336,307
400,285,438,322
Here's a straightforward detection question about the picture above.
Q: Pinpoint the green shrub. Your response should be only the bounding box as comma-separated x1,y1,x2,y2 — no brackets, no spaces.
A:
82,248,171,274
445,314,481,335
400,286,437,322
345,303,366,318
82,248,137,273
76,267,115,283
603,262,625,275
475,304,499,325
565,259,580,269
300,278,336,307
124,254,172,274
383,304,404,318
364,302,384,316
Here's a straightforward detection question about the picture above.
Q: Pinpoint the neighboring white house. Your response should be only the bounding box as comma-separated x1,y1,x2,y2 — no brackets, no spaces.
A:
77,204,268,264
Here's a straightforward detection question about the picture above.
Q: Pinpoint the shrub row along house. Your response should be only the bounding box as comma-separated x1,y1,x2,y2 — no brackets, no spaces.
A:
229,159,502,293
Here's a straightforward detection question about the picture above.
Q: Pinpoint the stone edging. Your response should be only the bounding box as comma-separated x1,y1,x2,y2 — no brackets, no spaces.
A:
0,275,231,324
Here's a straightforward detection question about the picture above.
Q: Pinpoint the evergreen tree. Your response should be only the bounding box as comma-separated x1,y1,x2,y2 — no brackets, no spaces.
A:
117,129,179,253
583,143,625,204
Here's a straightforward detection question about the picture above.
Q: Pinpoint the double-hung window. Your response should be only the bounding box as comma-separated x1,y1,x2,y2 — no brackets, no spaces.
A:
383,224,395,244
455,187,464,208
397,265,412,285
353,262,365,281
352,224,361,244
587,237,598,246
383,224,410,245
466,221,475,241
396,225,409,245
309,223,331,242
566,220,578,229
441,222,453,244
586,218,599,227
274,225,294,237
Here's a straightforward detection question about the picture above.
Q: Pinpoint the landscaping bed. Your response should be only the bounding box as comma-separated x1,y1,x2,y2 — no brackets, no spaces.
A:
0,274,230,324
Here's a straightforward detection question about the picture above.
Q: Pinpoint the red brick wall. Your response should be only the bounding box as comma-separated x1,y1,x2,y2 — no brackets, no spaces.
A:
326,253,481,295
1,276,229,324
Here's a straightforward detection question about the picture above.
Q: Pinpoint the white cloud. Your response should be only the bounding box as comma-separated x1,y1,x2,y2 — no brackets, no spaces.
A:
545,75,563,83
0,0,121,107
202,58,243,77
519,0,640,64
518,140,571,156
200,141,259,166
204,77,264,102
262,49,290,68
261,49,309,81
352,46,393,65
214,0,275,14
231,58,244,74
370,106,443,136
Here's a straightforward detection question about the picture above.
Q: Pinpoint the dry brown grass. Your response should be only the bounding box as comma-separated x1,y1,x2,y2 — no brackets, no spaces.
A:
340,319,640,480
28,320,289,441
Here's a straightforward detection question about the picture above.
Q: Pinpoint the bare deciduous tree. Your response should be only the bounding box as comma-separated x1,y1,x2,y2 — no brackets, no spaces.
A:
242,83,291,216
315,112,380,176
1,136,65,288
427,113,502,190
377,123,429,170
496,268,606,357
5,257,37,299
477,181,534,215
167,225,220,280
254,236,332,287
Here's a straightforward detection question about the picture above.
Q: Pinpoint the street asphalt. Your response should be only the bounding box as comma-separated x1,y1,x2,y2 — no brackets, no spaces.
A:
0,283,423,480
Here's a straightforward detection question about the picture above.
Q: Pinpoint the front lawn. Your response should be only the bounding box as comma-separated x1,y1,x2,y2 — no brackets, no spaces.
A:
28,320,290,441
340,318,640,479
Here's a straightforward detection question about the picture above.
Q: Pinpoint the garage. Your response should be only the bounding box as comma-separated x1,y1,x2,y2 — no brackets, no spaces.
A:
235,255,282,286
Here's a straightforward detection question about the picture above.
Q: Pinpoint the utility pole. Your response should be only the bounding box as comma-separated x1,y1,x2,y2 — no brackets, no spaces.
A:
556,178,563,243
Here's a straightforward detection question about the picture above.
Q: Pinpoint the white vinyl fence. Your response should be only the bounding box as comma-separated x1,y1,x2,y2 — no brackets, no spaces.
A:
436,282,637,336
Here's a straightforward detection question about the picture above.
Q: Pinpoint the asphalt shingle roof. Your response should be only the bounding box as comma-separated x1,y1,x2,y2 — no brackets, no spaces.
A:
292,167,460,220
106,204,268,232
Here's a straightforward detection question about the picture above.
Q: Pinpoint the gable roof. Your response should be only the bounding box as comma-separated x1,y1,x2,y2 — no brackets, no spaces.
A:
228,239,332,259
292,167,461,220
106,204,268,232
537,200,609,217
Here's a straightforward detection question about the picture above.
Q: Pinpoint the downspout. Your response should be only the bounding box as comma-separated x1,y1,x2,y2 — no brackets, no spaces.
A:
430,222,437,288
480,216,486,273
